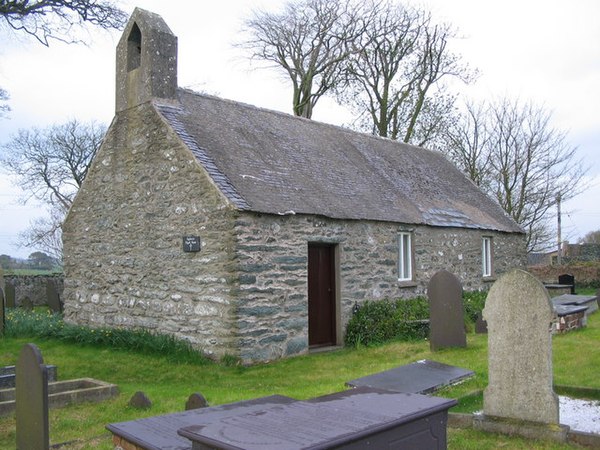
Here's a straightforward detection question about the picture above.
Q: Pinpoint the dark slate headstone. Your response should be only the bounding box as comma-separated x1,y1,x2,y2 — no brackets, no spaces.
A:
16,343,49,450
475,312,488,334
129,391,152,409
46,281,62,313
346,359,474,394
558,274,576,294
428,270,466,351
0,288,5,335
21,296,33,310
5,284,15,308
185,392,208,410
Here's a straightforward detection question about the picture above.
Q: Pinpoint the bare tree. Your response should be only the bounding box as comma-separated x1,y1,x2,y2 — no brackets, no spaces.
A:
440,98,588,252
0,88,9,117
338,2,475,146
0,0,127,46
579,230,600,244
241,0,367,118
0,119,105,259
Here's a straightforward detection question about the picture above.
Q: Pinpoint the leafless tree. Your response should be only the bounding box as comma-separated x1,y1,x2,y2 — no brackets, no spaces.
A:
0,120,105,259
240,0,368,118
579,230,600,244
338,2,475,146
0,88,9,117
439,98,588,252
0,0,127,46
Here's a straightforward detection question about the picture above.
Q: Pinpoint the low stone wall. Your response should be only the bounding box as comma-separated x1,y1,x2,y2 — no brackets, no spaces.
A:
528,264,600,287
4,275,64,307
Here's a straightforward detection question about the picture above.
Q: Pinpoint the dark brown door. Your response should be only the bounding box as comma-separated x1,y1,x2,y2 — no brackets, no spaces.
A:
308,243,336,347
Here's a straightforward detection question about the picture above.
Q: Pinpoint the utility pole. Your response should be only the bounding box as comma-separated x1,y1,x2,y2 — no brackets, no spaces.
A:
556,193,562,265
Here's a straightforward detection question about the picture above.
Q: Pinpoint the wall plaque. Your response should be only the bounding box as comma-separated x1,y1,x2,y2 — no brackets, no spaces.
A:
183,236,201,252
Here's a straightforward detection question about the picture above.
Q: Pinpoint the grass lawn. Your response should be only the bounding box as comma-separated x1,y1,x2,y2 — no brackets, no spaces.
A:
1,310,599,449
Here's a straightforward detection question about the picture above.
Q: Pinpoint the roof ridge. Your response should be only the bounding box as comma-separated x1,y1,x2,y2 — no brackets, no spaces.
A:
176,87,437,154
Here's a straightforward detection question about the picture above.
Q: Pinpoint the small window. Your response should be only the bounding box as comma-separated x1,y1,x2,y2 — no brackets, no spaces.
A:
398,232,413,281
482,237,493,277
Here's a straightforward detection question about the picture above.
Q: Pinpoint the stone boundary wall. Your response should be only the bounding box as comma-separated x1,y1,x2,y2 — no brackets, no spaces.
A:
528,264,600,286
4,275,64,307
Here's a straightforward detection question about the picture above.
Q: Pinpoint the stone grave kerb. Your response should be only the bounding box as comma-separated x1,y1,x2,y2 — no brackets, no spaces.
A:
482,269,559,424
428,269,466,351
16,343,49,450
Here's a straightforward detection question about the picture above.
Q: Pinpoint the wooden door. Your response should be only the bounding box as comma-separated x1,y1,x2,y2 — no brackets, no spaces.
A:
308,243,336,347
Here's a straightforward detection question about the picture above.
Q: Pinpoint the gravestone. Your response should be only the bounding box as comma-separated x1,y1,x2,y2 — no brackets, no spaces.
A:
475,312,488,334
21,296,33,310
129,391,152,409
0,267,4,293
185,392,208,410
0,288,5,334
46,281,62,313
483,269,558,424
558,274,576,294
428,270,466,351
16,343,49,450
0,288,4,335
5,284,15,308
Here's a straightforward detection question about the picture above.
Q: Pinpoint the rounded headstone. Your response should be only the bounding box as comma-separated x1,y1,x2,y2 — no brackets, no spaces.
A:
483,269,559,424
129,391,152,410
185,392,208,410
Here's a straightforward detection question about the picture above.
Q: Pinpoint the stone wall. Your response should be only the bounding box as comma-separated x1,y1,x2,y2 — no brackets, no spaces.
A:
528,263,600,286
4,275,64,307
63,103,240,358
233,212,526,362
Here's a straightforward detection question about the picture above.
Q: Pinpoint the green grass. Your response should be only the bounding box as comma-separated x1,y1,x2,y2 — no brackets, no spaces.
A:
2,312,600,449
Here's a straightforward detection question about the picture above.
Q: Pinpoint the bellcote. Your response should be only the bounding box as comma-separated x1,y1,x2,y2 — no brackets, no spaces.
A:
115,8,178,112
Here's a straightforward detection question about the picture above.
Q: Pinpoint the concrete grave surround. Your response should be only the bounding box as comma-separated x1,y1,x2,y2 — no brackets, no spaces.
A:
62,8,527,363
483,269,559,424
16,343,49,450
428,270,466,350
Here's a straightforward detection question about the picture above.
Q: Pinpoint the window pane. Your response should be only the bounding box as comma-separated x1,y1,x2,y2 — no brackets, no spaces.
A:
399,233,412,281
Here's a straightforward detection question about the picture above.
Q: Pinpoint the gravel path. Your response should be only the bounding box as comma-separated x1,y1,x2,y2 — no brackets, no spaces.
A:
560,396,600,434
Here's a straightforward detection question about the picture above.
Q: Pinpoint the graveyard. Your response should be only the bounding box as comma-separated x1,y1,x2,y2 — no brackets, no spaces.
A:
0,281,599,449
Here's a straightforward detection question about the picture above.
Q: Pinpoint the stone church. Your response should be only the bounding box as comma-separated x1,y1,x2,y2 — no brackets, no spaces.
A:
63,8,525,363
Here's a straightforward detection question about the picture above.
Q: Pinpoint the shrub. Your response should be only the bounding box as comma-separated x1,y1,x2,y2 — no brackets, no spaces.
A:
463,290,488,323
4,308,210,365
344,297,429,347
345,290,490,348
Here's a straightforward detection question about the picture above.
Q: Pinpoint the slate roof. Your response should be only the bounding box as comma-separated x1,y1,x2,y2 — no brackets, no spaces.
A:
156,89,523,234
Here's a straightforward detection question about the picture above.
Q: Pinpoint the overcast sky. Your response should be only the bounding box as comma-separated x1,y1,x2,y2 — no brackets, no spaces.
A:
1,0,599,258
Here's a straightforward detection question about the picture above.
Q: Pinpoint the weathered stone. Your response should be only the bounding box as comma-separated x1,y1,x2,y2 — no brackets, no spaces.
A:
0,288,4,335
558,273,575,294
16,343,49,450
475,312,487,334
21,296,33,310
428,270,466,351
46,281,62,313
483,269,558,424
185,392,208,410
129,391,152,410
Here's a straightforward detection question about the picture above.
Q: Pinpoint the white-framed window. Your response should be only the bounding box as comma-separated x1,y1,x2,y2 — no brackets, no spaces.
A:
482,236,493,277
398,232,413,281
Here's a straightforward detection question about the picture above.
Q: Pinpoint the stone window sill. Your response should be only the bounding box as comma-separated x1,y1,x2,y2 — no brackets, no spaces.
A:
398,281,418,288
482,276,496,283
